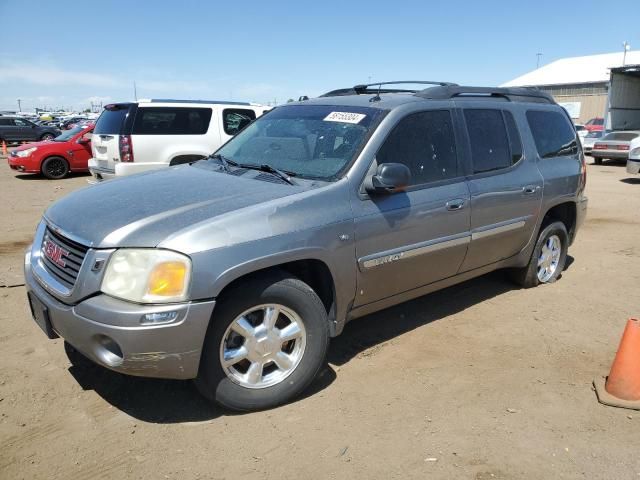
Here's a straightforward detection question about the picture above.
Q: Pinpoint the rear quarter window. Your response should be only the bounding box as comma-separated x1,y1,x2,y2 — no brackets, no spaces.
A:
132,107,212,135
526,110,578,158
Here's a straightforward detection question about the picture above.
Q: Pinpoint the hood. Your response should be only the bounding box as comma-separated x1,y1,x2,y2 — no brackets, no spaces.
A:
14,140,57,151
44,163,309,248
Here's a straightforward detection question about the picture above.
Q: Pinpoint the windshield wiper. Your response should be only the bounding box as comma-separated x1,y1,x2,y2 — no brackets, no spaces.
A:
252,163,297,185
208,153,238,172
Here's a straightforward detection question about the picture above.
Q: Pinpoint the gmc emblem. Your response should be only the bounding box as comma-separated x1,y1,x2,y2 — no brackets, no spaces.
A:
43,240,69,268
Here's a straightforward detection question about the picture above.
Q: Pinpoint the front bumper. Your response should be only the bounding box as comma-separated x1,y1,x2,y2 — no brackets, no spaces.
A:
7,154,39,173
627,159,640,175
24,250,215,379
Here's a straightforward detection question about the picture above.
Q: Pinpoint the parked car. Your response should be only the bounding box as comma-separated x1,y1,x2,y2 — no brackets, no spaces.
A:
24,82,587,411
60,117,88,130
88,99,270,182
584,117,604,132
582,130,604,155
0,116,60,143
627,136,640,175
8,125,93,178
591,130,640,164
574,124,588,140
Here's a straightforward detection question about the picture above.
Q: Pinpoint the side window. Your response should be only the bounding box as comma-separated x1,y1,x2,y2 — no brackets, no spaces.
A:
526,110,578,158
14,119,29,127
464,109,510,173
132,107,213,135
376,110,458,186
503,111,523,164
223,109,257,135
0,118,12,126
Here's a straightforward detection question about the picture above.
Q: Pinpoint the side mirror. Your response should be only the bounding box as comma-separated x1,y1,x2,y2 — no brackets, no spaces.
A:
78,138,91,145
365,163,411,194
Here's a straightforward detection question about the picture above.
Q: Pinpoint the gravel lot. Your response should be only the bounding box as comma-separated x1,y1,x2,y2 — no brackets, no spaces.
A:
0,155,639,479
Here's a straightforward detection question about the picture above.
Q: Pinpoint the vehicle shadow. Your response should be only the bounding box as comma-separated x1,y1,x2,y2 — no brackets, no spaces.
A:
67,351,337,424
66,269,546,422
329,270,515,366
620,177,640,185
13,172,91,181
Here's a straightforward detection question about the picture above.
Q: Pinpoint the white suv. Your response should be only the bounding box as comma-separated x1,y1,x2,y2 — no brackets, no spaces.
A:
88,99,269,181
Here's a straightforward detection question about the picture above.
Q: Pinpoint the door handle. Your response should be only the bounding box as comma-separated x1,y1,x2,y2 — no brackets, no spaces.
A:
446,199,465,211
522,185,539,195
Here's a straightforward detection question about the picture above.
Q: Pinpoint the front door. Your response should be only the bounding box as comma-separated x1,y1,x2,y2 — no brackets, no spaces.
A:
458,107,543,272
351,109,471,307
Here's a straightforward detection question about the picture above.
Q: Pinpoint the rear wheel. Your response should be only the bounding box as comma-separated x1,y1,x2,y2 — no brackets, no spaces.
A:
196,273,329,411
509,221,568,288
594,157,603,165
41,156,69,179
40,133,55,141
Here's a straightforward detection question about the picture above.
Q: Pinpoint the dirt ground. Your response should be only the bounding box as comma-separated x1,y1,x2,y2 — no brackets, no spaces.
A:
0,154,639,480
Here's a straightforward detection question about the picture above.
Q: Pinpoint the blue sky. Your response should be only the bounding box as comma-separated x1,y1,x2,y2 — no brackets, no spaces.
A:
0,0,638,111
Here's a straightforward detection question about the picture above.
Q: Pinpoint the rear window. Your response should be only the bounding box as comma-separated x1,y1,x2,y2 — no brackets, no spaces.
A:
132,107,212,135
94,106,131,135
602,132,639,141
526,110,578,158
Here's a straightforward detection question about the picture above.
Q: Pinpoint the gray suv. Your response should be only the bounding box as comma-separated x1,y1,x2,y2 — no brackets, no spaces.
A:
24,81,588,411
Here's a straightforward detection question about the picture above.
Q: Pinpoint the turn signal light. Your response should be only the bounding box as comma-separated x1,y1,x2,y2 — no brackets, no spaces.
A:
146,261,188,297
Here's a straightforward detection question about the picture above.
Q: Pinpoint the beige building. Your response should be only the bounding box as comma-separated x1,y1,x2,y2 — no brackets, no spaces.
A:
502,51,640,124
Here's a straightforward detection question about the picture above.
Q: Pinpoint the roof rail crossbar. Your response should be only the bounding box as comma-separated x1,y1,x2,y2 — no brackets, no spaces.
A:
353,80,458,94
416,86,555,104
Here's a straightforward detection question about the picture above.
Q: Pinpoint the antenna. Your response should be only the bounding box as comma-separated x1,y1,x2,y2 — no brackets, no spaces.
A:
370,83,383,102
536,53,543,69
133,81,138,101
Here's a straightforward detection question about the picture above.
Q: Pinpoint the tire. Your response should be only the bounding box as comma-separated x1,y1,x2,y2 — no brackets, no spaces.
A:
40,133,55,141
509,221,569,288
195,272,329,411
594,157,603,165
41,156,69,179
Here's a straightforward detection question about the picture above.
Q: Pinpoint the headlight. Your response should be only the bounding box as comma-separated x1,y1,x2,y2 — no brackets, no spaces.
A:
16,147,37,157
101,249,191,303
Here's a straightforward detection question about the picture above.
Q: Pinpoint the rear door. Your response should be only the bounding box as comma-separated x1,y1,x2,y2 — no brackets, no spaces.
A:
130,105,215,165
458,105,543,272
91,104,135,171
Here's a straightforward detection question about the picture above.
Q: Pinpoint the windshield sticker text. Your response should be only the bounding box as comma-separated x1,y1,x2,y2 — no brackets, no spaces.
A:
323,112,366,124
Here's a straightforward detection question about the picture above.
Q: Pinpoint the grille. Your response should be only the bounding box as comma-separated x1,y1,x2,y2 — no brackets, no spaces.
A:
254,172,289,184
41,228,88,288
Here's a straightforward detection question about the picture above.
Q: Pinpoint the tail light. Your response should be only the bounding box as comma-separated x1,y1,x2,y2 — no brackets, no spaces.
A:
617,145,630,151
119,135,134,162
580,151,587,190
594,144,608,150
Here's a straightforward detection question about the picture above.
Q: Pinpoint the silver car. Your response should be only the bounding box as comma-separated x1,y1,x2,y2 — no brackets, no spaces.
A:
24,82,588,410
591,130,640,164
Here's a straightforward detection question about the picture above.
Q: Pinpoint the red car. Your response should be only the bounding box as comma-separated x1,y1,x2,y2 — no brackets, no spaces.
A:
8,125,93,179
585,117,604,132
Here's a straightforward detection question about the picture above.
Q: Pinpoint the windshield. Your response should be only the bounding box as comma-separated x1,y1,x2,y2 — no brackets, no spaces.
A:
54,126,85,141
215,104,383,180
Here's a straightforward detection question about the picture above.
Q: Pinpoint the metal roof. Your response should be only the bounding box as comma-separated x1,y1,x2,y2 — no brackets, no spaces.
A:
501,51,640,87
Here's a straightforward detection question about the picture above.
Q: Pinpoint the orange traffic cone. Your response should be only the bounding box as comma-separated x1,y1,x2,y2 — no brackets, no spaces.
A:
594,318,640,410
1,141,6,156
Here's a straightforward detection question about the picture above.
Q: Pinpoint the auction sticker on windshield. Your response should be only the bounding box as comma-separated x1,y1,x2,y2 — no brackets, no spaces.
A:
323,112,366,124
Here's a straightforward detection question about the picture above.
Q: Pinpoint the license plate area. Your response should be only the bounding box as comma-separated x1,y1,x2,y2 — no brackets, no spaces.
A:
27,292,58,339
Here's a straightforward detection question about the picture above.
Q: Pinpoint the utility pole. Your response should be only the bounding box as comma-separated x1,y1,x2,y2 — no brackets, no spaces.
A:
622,41,630,66
536,53,543,69
17,99,21,112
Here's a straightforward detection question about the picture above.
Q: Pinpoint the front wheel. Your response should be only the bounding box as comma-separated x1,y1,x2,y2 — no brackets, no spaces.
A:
41,156,69,179
195,273,329,411
509,221,569,288
40,133,55,141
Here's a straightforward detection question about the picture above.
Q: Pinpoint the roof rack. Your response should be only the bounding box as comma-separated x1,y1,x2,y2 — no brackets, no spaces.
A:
415,86,555,104
320,81,458,98
148,99,251,106
353,80,458,94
